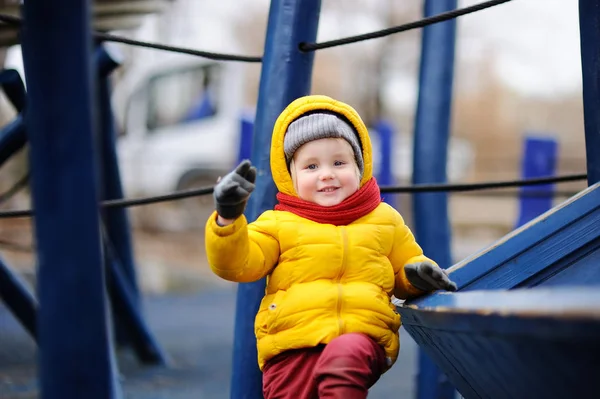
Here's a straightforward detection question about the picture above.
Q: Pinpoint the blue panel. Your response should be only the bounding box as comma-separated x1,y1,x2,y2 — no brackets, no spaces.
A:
536,238,600,287
237,114,254,163
20,1,119,398
578,0,600,185
411,1,457,398
230,1,322,398
515,135,558,228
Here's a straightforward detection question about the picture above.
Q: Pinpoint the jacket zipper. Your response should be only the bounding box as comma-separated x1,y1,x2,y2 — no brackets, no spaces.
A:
336,226,348,335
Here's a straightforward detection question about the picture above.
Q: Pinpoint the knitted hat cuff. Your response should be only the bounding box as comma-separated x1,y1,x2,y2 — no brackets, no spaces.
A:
283,112,364,175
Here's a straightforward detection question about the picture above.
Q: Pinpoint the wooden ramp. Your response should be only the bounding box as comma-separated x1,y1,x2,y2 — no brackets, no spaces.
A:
398,182,600,399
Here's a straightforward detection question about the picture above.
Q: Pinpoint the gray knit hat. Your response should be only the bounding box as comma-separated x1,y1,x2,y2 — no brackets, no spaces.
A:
283,112,364,174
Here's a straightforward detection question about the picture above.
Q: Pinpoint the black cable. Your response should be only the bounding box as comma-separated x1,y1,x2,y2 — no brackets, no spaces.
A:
444,190,579,198
0,14,262,63
300,0,513,52
94,32,262,63
102,186,213,208
379,173,586,194
0,173,587,219
0,188,583,252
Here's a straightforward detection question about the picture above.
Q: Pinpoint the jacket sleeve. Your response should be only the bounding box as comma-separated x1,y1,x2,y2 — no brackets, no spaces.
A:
204,210,280,283
388,211,434,300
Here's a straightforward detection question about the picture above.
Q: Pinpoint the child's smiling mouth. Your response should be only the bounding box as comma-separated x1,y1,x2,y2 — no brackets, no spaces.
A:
318,186,340,193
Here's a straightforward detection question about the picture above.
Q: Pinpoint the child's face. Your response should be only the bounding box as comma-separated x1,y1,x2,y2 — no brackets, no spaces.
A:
290,138,361,207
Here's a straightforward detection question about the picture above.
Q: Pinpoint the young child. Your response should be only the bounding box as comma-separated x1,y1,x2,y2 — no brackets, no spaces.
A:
205,95,457,399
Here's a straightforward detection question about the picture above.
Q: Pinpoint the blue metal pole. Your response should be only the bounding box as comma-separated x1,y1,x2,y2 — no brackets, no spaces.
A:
0,69,27,113
0,69,28,167
102,231,168,364
20,0,119,398
95,46,143,349
0,256,37,338
0,115,26,168
515,135,558,228
96,46,140,303
230,1,321,398
411,1,457,399
578,0,600,186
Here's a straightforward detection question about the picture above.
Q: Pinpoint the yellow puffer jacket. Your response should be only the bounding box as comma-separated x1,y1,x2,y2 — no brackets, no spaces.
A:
205,95,432,370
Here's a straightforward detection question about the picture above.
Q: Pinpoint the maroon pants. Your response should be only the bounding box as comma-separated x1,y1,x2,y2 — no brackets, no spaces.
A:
262,333,387,399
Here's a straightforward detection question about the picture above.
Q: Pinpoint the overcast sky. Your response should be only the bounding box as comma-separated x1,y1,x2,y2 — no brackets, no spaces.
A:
458,0,581,97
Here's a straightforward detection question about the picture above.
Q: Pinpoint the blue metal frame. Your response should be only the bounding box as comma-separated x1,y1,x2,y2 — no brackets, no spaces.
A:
400,288,600,399
579,0,600,186
0,69,27,112
20,0,119,397
401,183,600,397
0,257,37,338
0,69,27,167
0,115,26,168
96,46,140,305
102,230,168,364
230,1,322,397
411,1,457,398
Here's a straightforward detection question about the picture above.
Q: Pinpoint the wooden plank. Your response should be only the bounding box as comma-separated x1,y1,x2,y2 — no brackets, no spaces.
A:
402,288,600,319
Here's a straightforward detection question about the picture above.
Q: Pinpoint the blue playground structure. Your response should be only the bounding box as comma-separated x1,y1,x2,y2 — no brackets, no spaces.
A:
0,0,598,398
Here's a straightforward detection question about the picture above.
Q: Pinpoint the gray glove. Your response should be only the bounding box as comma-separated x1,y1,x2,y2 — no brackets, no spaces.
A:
214,160,257,220
404,261,457,292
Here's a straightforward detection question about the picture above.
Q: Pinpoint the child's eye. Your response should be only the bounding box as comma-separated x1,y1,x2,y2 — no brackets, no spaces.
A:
334,160,346,166
306,164,317,170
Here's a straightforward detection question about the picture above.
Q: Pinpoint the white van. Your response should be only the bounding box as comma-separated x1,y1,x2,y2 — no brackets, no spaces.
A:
114,56,245,193
112,54,247,230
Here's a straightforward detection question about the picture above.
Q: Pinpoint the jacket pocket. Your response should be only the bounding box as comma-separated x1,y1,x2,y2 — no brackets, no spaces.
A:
265,290,286,334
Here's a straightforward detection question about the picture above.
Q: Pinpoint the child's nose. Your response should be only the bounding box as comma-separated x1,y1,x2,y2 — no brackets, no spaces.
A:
319,169,335,180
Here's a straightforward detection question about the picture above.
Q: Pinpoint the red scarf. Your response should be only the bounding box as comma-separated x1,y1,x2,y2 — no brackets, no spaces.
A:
274,177,382,225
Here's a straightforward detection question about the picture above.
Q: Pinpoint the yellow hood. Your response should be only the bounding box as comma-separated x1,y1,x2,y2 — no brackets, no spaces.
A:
270,95,373,197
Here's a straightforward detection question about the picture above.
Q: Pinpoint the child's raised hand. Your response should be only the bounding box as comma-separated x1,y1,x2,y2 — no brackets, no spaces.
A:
213,160,257,220
404,261,458,293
